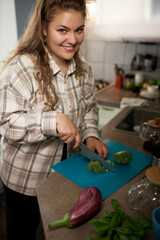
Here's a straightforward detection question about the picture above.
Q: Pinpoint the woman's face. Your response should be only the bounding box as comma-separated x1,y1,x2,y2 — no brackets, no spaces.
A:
43,9,85,66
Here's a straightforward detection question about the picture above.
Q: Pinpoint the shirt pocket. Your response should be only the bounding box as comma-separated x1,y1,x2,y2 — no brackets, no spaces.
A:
78,85,96,113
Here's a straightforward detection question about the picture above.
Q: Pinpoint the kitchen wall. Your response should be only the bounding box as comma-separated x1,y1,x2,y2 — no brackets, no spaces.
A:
0,0,35,69
81,7,160,83
0,0,18,62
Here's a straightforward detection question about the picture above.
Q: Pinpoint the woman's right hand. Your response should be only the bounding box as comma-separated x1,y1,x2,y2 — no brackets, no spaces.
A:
56,112,81,149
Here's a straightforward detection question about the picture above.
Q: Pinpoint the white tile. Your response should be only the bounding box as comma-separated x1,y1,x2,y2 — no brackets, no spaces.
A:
124,42,136,65
85,30,104,41
105,42,125,64
136,43,147,54
104,63,115,82
80,40,87,58
86,41,106,63
146,44,159,56
122,64,132,74
85,22,103,41
88,62,105,80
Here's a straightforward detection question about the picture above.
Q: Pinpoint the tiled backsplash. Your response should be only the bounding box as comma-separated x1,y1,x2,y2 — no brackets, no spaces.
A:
81,24,160,83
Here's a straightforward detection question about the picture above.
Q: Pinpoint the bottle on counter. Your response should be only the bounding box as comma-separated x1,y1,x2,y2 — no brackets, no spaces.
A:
116,74,124,89
127,167,160,220
115,64,124,89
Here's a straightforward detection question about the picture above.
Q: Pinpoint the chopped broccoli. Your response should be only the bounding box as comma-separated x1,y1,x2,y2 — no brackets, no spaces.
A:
113,150,132,164
88,160,114,173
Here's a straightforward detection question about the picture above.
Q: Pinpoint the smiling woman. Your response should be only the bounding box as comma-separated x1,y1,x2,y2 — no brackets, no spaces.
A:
0,0,108,239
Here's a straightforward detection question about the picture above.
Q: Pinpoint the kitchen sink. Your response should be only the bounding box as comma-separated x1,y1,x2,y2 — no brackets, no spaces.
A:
114,107,160,134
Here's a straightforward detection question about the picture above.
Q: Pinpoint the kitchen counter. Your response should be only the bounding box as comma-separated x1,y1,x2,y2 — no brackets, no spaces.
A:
37,106,155,240
96,83,156,109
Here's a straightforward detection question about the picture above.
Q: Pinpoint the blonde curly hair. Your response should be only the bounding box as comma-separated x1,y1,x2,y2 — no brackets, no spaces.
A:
2,0,88,110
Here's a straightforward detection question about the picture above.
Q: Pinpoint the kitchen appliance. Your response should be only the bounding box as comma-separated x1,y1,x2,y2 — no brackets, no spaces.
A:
144,54,158,71
131,54,144,71
79,143,117,172
131,53,158,72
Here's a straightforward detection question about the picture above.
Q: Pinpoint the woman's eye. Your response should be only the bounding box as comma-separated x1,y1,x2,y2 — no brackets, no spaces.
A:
76,28,84,33
58,29,66,33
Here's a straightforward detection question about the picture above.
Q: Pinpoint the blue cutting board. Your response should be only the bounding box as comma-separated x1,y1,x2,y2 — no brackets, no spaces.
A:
51,139,151,200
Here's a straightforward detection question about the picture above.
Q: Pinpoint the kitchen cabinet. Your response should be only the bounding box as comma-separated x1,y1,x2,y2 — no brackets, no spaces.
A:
95,0,160,42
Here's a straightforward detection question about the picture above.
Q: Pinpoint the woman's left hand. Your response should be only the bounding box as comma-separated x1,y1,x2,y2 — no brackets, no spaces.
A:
86,136,108,159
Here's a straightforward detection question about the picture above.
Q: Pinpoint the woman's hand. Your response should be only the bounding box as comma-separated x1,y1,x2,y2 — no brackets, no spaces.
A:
56,112,81,149
86,136,108,159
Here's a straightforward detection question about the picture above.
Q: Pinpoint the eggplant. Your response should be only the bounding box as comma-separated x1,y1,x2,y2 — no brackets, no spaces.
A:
48,186,102,229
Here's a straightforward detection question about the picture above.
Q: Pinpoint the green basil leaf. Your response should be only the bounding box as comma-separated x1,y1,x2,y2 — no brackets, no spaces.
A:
134,217,152,229
117,233,130,240
116,226,133,235
110,213,121,228
111,199,121,211
90,219,110,234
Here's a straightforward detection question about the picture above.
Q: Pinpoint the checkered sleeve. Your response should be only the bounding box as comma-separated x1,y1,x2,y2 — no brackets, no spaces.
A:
0,55,57,143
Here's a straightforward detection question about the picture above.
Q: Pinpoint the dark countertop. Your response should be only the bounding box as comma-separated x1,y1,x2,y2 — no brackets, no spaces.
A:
96,83,156,109
36,86,155,240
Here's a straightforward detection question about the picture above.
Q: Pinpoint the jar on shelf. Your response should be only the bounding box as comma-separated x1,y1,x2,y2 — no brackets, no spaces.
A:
127,167,160,220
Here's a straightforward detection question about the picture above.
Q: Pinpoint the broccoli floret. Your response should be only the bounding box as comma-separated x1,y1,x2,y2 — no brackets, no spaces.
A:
113,150,131,164
88,160,113,173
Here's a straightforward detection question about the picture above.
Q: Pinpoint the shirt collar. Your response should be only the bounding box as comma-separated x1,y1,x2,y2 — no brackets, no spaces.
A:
47,51,76,76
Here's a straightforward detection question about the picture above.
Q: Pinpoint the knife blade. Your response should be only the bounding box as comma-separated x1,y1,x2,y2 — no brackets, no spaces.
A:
79,143,117,173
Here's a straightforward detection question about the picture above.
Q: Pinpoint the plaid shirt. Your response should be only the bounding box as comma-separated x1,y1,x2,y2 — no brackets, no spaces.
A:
0,53,100,196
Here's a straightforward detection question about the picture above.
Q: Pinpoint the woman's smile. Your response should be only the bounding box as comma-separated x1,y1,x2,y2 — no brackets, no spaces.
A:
63,45,76,52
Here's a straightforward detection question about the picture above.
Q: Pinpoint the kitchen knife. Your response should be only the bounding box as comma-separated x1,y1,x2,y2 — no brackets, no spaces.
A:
79,143,117,173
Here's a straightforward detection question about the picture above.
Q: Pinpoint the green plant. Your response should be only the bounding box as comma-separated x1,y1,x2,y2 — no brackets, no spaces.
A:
86,199,152,240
